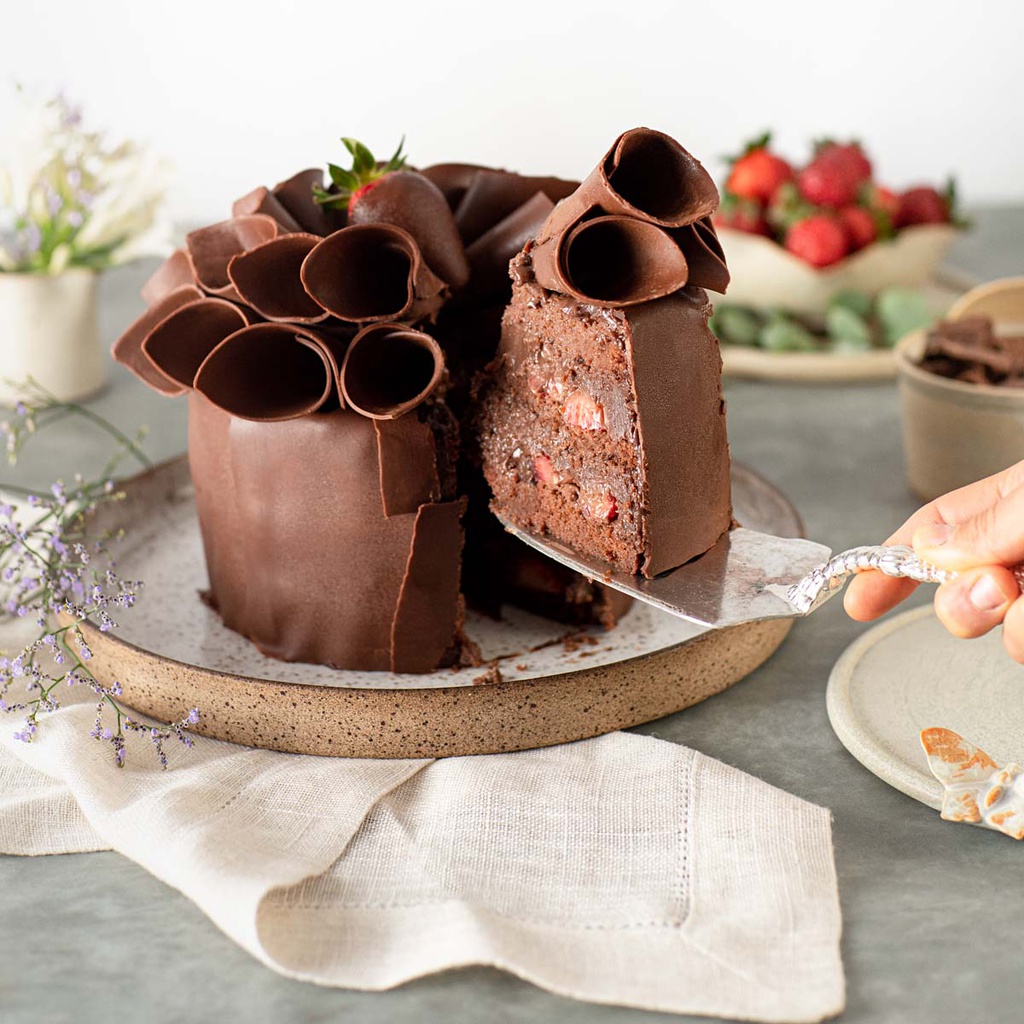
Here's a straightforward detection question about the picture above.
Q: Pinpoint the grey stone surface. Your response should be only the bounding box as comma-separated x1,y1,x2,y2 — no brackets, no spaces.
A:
1,211,1021,1023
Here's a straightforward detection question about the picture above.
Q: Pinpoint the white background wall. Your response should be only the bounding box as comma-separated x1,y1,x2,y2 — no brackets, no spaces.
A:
6,0,1024,224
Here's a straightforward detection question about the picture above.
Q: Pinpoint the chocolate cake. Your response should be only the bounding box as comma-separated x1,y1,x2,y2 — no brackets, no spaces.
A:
478,129,733,577
111,128,731,672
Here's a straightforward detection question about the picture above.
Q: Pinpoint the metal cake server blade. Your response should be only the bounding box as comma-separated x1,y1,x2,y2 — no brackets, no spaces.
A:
496,518,981,630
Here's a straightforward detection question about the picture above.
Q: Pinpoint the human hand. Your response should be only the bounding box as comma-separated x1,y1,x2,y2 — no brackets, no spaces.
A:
844,461,1024,662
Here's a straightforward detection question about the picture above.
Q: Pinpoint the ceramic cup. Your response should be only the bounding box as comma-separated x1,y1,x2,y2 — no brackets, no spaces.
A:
0,267,106,404
894,277,1024,502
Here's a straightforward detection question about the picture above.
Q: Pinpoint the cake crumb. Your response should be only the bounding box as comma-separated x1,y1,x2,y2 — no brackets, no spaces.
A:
472,661,504,686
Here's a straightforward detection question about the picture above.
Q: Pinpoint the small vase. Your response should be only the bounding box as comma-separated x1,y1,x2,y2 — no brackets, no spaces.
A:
0,267,106,404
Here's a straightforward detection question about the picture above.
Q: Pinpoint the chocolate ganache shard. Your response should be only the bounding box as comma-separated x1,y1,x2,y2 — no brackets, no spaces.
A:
477,129,733,578
111,129,731,673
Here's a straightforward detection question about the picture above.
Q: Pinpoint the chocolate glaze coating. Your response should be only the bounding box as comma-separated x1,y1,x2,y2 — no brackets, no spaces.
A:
188,395,471,672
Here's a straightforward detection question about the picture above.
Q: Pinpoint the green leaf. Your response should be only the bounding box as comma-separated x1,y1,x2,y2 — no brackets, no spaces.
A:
826,305,873,347
876,287,932,346
712,305,762,346
759,316,819,352
828,289,873,319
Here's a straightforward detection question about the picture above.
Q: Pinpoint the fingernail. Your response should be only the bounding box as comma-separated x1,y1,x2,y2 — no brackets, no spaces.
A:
969,575,1008,612
915,524,954,548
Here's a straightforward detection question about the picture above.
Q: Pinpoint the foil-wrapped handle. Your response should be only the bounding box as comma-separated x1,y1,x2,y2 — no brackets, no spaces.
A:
786,544,1024,615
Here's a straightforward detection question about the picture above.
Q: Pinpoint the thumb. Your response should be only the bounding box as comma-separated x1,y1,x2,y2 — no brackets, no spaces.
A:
913,483,1024,571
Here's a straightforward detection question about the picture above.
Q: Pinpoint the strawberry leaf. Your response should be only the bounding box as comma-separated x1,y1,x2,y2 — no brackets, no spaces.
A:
316,136,411,207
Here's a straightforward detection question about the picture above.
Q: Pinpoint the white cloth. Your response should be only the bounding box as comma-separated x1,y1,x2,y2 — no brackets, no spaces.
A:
0,629,844,1022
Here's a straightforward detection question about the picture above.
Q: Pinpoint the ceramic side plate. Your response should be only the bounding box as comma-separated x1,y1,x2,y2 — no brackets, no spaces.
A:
827,605,1024,809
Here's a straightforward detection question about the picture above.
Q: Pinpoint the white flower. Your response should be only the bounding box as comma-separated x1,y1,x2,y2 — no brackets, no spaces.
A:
0,84,172,273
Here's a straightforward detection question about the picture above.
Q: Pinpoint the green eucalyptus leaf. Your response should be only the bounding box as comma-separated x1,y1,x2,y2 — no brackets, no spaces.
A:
826,305,873,347
712,306,762,346
876,287,932,346
760,317,818,353
828,289,872,319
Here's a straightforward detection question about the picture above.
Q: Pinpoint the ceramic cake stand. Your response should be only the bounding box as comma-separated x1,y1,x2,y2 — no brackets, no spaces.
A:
77,459,801,758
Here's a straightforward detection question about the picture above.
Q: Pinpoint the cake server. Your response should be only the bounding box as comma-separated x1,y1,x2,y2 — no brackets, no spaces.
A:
495,519,1021,629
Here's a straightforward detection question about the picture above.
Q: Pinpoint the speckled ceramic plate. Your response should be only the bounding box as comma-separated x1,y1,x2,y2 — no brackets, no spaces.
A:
827,605,1024,809
73,458,802,757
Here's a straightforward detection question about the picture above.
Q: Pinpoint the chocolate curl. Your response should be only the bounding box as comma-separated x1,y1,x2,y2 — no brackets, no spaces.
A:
194,324,335,422
531,215,689,306
232,187,304,233
141,299,251,391
300,224,446,324
464,191,555,301
339,323,445,420
271,168,332,236
539,128,720,244
452,168,579,245
419,162,490,209
375,416,441,517
227,233,330,323
671,216,731,294
185,215,281,300
141,248,194,306
110,285,204,396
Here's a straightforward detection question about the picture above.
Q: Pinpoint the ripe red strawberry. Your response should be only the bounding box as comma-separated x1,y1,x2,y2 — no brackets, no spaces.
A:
894,186,950,227
814,140,873,186
725,133,794,204
315,137,470,288
837,206,878,251
797,157,859,207
563,391,606,431
583,491,618,523
713,194,771,236
533,455,559,485
785,215,848,268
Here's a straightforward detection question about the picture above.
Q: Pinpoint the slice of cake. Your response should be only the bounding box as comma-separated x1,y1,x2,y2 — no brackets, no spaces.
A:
477,129,732,577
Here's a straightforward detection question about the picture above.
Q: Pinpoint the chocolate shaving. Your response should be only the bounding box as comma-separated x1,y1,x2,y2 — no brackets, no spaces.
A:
185,215,281,300
141,299,251,391
140,248,194,306
110,285,204,396
301,224,446,324
390,498,467,672
231,187,303,233
375,416,441,517
450,168,579,245
918,316,1024,386
671,217,730,294
418,162,490,210
227,233,329,323
531,214,690,306
464,191,555,301
339,322,445,420
194,324,335,421
271,168,332,236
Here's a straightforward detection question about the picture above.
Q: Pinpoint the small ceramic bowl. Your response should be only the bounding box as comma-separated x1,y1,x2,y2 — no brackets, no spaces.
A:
894,277,1024,502
715,224,959,316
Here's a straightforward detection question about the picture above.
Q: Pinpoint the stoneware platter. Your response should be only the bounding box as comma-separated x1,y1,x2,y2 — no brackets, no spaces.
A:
827,604,1024,809
77,458,802,758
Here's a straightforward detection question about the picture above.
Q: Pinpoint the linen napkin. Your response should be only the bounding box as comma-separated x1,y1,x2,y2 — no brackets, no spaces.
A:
0,619,843,1023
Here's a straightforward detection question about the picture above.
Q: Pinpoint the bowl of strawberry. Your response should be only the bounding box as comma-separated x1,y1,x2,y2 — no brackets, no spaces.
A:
711,133,966,316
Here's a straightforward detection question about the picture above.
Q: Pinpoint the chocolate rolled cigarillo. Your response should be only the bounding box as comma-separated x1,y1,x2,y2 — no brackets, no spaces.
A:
301,224,446,325
531,214,689,306
141,299,252,391
339,323,445,420
227,233,330,324
194,323,336,421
